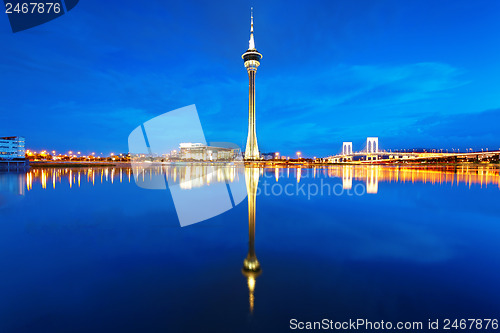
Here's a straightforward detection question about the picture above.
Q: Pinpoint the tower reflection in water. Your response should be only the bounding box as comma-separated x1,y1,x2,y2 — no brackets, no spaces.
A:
242,167,261,314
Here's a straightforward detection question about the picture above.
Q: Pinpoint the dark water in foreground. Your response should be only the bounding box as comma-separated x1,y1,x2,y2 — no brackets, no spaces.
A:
0,165,499,333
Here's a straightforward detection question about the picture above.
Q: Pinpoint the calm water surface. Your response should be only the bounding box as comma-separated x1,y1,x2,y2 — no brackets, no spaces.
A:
0,165,499,333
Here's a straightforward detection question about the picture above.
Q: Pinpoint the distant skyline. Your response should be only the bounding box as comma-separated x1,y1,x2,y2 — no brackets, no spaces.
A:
1,0,500,157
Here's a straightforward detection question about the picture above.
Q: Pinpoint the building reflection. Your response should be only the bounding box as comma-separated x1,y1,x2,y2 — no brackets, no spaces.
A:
242,167,261,314
22,166,242,191
0,172,26,209
0,172,26,196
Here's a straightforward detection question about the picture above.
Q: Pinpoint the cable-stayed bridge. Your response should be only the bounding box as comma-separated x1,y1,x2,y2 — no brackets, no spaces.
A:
326,137,500,163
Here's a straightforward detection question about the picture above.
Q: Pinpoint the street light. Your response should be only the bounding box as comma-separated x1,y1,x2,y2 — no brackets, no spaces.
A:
296,152,301,160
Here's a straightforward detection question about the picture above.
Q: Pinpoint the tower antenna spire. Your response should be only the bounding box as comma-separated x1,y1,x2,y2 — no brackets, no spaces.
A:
248,7,255,50
251,7,254,33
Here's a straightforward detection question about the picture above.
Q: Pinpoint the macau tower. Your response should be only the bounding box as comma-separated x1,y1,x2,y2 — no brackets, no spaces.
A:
242,9,262,160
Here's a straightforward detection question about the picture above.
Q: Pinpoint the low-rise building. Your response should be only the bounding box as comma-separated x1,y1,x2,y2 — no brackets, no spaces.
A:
179,143,240,161
261,152,277,160
0,136,25,160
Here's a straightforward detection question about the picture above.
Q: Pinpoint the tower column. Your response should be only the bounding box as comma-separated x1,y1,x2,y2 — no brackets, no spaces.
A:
245,68,259,159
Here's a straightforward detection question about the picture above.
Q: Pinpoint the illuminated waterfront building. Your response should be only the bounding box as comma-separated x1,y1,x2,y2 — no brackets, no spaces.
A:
242,9,262,160
0,136,27,168
178,143,240,161
0,136,25,160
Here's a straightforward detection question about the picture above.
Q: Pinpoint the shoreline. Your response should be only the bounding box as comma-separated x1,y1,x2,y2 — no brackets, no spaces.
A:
25,160,500,168
29,161,131,168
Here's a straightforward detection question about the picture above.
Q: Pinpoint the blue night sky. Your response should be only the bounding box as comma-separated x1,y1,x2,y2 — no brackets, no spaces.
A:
1,0,499,157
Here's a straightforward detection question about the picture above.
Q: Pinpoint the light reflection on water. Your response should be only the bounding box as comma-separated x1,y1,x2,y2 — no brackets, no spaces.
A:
7,164,500,193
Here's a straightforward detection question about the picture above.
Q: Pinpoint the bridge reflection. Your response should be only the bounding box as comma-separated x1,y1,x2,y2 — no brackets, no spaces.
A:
330,165,500,193
1,164,497,194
